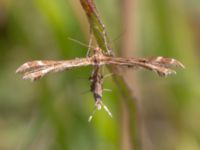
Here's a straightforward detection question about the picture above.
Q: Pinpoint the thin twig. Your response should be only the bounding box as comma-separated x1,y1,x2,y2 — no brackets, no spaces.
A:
79,0,141,149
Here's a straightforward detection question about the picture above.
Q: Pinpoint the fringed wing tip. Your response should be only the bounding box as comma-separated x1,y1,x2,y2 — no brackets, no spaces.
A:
22,75,34,82
152,57,184,76
168,58,185,69
15,69,19,74
16,61,53,81
16,65,24,74
176,60,185,69
15,64,36,81
22,73,42,82
157,69,177,77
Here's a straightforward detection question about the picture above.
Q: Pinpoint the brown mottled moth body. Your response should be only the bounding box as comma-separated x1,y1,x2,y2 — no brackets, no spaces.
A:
89,47,104,108
16,47,184,121
88,48,112,122
89,66,103,109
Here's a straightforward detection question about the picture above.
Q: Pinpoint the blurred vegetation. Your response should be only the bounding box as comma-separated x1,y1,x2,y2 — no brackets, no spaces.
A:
0,0,200,150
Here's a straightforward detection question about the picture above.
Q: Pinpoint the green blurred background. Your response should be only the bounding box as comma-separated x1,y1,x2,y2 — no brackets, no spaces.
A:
0,0,200,150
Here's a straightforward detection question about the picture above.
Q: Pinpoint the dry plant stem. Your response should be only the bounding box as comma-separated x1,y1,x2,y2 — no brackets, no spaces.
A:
79,0,141,149
121,0,139,149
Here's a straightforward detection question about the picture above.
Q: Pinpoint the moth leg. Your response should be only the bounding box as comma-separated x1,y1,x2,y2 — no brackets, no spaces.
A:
103,73,113,79
103,88,112,92
88,106,98,122
88,99,102,122
88,99,112,122
100,101,113,118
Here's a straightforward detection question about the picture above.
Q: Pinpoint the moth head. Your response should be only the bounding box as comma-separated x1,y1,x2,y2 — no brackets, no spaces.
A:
93,47,102,54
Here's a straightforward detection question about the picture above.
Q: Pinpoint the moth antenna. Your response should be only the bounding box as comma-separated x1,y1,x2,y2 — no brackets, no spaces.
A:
86,33,93,57
67,37,95,50
88,106,98,122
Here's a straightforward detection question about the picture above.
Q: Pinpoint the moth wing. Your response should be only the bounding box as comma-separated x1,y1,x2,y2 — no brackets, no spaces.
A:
102,57,184,77
16,58,94,81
